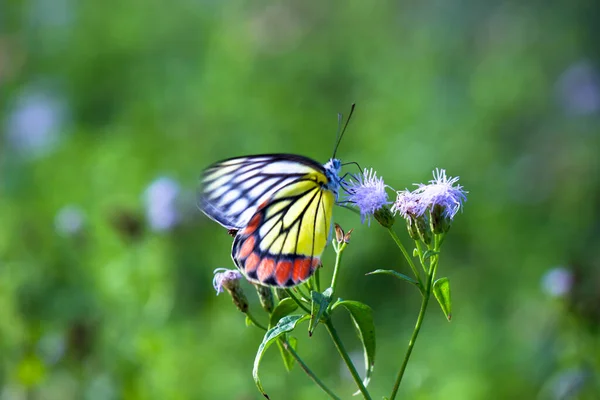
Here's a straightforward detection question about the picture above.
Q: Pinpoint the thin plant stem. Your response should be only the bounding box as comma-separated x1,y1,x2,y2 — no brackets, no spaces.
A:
387,228,424,290
285,289,311,314
282,339,341,400
296,284,312,301
245,310,268,331
389,239,441,400
315,265,322,293
414,241,428,273
324,319,372,400
330,242,346,293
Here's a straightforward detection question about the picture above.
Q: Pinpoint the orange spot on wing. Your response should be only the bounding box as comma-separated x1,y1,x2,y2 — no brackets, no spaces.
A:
257,258,276,282
275,261,293,286
245,252,260,273
292,258,311,283
238,235,256,259
258,199,269,210
243,214,261,235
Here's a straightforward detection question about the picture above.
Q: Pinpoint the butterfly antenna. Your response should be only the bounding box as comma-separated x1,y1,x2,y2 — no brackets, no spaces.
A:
332,103,356,159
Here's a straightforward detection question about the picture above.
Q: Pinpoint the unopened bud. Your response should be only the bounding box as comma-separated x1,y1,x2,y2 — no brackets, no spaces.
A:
254,284,274,313
343,228,354,243
430,204,451,234
213,268,248,313
374,206,395,228
334,223,344,243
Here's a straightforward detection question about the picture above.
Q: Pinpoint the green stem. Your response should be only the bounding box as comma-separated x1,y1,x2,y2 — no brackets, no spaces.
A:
414,241,428,273
282,339,341,400
325,319,372,400
285,289,311,314
389,239,441,400
330,242,346,293
315,265,322,293
387,228,424,291
245,310,268,331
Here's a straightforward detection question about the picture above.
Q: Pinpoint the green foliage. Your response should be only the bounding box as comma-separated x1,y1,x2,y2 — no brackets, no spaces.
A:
2,0,600,398
433,277,452,321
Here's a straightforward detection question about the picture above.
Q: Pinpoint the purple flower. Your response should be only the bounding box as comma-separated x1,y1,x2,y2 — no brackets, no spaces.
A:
212,268,243,295
5,88,68,159
143,177,180,232
399,169,467,220
54,205,85,236
390,189,427,219
541,267,573,297
344,168,389,224
556,61,600,115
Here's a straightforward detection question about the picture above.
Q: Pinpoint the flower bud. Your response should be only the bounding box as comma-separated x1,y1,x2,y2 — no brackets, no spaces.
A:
416,214,432,245
430,204,451,234
343,228,354,243
213,268,249,313
254,284,274,313
374,206,395,228
275,288,289,300
334,223,345,244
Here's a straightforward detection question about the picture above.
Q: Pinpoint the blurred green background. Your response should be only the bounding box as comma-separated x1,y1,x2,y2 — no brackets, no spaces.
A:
2,1,600,399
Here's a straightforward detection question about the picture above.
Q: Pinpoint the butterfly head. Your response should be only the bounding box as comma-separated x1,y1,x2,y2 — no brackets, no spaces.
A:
323,158,342,198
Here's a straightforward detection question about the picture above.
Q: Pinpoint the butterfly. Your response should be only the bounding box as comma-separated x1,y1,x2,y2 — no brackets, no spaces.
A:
199,105,356,288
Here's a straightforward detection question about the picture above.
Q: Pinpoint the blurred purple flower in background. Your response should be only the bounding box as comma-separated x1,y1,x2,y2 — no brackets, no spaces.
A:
541,266,573,297
344,168,389,224
5,87,68,158
556,60,600,115
143,177,181,232
54,205,85,236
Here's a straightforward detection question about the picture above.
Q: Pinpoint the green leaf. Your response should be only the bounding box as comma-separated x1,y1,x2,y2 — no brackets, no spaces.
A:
422,250,440,260
332,300,376,391
276,335,297,371
245,315,253,327
269,298,298,328
433,277,452,321
253,315,309,398
366,269,419,287
308,288,333,336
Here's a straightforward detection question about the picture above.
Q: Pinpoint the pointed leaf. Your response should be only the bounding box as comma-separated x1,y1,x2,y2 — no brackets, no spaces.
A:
245,315,253,327
308,288,333,336
276,336,297,371
253,315,310,398
269,298,298,328
367,269,419,287
433,277,452,321
422,250,440,260
332,300,376,391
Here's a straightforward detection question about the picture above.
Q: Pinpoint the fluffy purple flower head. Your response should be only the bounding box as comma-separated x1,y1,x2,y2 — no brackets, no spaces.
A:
390,189,427,219
212,268,243,295
412,169,467,220
344,168,389,224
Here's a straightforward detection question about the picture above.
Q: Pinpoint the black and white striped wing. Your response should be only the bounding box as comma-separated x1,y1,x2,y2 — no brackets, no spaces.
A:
199,154,326,230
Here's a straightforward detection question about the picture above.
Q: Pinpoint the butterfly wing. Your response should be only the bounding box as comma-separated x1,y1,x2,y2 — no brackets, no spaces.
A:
199,154,336,287
232,174,335,287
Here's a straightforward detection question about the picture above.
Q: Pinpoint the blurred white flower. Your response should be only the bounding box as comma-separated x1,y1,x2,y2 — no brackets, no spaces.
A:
54,205,85,236
5,87,67,158
143,177,180,232
556,61,600,115
541,267,573,297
